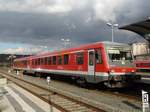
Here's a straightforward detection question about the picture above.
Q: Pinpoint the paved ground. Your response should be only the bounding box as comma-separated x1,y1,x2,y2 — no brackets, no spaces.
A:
8,71,146,112
0,82,61,112
1,68,150,112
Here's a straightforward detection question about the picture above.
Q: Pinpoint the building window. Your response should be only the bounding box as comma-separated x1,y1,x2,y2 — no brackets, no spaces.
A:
58,56,62,65
76,52,84,65
64,54,69,65
52,56,56,65
95,49,103,64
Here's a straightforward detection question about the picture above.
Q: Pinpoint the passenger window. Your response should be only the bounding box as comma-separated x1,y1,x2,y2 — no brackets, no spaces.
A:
48,57,51,65
24,60,27,66
33,60,35,65
64,54,69,65
52,56,56,65
35,59,38,65
32,60,34,65
44,57,47,65
40,58,44,65
76,52,84,65
38,58,40,65
95,49,103,64
58,56,62,65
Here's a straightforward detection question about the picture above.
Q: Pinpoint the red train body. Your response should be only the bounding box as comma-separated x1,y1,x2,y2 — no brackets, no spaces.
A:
134,54,150,72
13,41,140,88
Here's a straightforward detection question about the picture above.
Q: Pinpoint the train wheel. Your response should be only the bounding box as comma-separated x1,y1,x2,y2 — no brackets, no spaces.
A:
23,70,27,75
35,72,41,77
76,77,87,88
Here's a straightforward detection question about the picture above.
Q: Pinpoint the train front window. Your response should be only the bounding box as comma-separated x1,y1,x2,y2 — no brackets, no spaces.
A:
108,49,133,61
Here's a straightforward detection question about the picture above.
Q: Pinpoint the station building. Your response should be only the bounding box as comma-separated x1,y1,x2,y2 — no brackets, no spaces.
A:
119,18,150,58
132,42,150,56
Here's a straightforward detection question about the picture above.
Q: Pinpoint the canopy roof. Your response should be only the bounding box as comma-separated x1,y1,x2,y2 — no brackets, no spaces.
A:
119,18,150,42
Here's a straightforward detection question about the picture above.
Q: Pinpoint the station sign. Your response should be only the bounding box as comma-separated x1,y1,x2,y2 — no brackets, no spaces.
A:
142,90,149,112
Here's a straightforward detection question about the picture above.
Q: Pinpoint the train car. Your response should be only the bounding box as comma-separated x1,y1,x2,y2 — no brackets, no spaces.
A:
134,54,150,72
13,41,141,88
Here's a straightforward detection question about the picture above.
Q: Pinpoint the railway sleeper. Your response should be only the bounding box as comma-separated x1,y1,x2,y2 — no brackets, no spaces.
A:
52,95,65,99
54,101,74,105
54,100,74,103
52,97,66,101
63,105,88,111
66,106,88,110
62,104,81,108
52,97,71,102
72,109,97,112
69,107,93,112
57,102,78,106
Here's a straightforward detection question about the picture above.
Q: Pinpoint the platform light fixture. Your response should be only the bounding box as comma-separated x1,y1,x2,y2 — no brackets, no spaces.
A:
46,76,53,112
107,22,119,42
8,54,16,71
39,45,48,50
61,38,71,48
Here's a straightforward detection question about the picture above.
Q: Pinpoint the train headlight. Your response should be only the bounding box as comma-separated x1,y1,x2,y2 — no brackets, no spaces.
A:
131,70,135,72
111,69,115,73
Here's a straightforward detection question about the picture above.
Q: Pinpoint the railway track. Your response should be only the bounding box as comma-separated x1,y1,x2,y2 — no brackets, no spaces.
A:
0,70,105,112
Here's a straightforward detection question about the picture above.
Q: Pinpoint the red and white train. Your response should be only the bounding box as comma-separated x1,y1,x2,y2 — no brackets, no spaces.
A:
13,41,141,88
134,54,150,72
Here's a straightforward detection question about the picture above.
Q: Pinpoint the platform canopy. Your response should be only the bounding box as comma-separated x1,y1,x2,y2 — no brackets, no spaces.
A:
119,18,150,43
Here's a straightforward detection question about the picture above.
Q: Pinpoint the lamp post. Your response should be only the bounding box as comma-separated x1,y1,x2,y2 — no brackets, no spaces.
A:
8,54,16,72
61,38,71,48
47,76,53,112
107,22,118,42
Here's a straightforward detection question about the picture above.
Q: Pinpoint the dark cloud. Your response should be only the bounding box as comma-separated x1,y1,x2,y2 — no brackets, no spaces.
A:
0,0,149,51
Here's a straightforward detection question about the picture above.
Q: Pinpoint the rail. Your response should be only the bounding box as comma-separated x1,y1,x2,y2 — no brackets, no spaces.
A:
0,70,105,112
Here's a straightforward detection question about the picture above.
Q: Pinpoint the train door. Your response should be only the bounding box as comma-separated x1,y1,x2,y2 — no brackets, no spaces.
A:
27,60,30,69
88,49,95,76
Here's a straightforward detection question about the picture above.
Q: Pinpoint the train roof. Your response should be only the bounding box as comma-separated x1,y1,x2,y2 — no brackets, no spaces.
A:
14,41,129,61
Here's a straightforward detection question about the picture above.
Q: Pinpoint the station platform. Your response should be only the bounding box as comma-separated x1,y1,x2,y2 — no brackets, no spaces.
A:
0,80,61,112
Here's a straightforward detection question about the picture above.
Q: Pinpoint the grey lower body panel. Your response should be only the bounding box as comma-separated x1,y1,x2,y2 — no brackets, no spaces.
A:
85,75,108,83
13,67,109,83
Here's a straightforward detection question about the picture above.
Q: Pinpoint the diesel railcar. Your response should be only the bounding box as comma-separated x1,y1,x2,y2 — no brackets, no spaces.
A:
134,54,150,72
13,41,141,88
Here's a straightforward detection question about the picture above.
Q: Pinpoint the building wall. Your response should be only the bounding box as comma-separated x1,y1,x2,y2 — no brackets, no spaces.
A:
132,42,150,56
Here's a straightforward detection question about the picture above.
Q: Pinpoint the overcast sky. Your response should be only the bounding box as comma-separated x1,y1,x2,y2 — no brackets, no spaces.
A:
0,0,150,54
